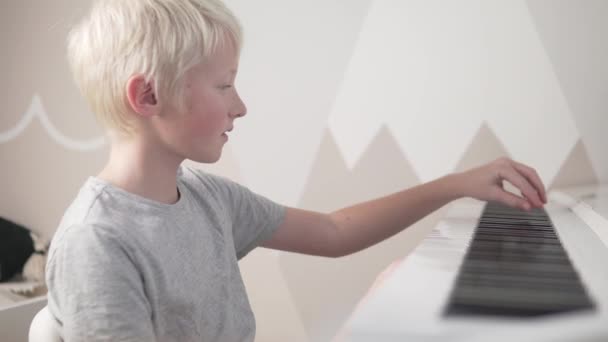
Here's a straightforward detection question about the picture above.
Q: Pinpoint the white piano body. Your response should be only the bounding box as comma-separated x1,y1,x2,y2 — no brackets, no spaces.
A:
339,185,608,342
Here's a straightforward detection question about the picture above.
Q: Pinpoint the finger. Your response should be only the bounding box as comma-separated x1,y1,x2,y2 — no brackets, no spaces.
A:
513,162,547,203
494,187,532,211
499,166,544,207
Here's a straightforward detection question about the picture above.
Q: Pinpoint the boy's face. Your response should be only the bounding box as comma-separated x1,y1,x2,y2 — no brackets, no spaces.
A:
152,41,246,164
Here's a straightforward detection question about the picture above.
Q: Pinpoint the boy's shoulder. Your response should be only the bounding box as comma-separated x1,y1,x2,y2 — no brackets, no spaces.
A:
49,166,242,248
50,175,155,255
180,165,245,202
180,165,236,189
53,166,233,230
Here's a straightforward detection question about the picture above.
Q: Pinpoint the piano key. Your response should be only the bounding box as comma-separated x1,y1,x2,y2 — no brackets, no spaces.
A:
444,202,596,317
450,286,594,310
458,272,586,289
466,251,571,264
473,235,562,245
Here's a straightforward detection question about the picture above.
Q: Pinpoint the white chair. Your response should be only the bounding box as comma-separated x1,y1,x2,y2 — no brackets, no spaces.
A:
29,305,62,342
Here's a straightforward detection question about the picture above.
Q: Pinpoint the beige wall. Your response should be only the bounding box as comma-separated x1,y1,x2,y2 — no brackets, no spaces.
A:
1,0,606,341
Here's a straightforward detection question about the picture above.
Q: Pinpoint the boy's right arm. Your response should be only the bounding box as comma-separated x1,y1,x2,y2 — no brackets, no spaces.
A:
47,224,155,342
262,157,546,257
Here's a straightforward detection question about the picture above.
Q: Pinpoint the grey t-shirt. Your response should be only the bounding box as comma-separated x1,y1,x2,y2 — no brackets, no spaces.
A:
46,166,285,341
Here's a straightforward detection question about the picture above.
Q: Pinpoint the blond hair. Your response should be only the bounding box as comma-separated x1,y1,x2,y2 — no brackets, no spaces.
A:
67,0,242,136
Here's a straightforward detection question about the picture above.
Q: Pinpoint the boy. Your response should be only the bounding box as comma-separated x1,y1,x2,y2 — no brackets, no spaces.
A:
47,0,547,341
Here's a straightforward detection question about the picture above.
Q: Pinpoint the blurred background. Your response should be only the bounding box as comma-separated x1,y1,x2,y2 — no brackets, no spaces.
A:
1,0,607,341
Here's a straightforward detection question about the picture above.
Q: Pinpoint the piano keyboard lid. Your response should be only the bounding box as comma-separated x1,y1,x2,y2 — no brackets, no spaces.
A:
549,184,608,250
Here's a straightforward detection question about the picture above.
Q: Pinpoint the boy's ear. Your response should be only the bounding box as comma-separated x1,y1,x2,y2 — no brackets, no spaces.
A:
126,74,160,118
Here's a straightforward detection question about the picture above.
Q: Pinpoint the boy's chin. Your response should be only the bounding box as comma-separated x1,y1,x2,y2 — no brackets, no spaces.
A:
188,151,222,164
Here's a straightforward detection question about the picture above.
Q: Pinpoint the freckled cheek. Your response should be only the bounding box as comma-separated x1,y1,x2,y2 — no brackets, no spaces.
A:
185,110,226,139
185,97,227,138
185,116,214,138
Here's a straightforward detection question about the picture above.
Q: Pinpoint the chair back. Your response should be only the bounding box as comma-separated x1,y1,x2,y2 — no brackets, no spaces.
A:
29,305,62,342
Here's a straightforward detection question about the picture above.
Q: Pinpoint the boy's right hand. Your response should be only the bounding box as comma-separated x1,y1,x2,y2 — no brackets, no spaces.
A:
453,157,547,211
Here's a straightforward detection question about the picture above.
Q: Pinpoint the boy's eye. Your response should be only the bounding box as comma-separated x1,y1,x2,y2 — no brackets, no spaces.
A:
221,85,233,89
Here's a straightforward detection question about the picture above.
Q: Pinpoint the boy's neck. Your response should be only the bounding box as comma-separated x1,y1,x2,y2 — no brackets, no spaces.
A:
97,138,183,205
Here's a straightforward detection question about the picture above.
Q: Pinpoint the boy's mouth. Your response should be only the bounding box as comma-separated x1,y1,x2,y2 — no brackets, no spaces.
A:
222,128,233,139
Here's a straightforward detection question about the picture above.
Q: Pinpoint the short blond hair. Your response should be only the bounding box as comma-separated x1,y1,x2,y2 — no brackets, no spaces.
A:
67,0,242,136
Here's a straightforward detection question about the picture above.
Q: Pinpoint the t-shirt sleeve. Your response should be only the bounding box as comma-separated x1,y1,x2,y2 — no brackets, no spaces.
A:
206,174,286,259
46,224,155,342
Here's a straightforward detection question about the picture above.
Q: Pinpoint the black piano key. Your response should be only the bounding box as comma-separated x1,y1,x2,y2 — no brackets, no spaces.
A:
468,240,568,253
478,221,554,229
451,285,592,307
473,235,562,246
466,251,570,264
475,228,558,237
458,272,586,290
444,202,596,318
461,260,579,276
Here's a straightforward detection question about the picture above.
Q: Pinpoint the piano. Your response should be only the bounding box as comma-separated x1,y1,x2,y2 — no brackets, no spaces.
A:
338,185,608,342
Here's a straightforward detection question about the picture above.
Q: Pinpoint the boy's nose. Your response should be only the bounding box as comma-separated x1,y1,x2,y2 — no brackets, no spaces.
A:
231,106,246,118
235,105,247,118
232,95,247,118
